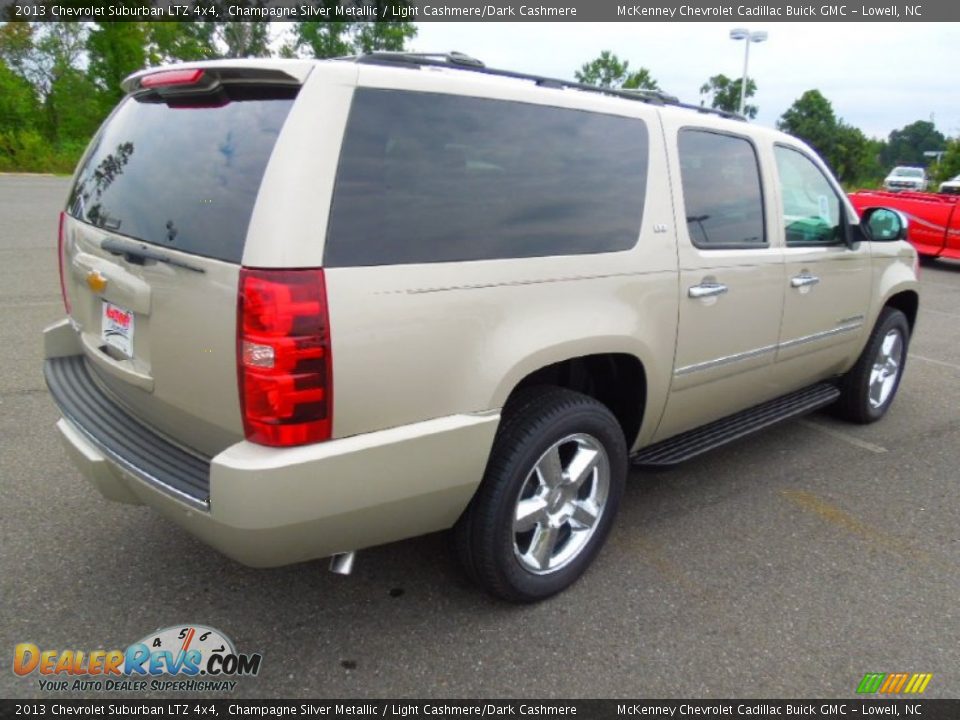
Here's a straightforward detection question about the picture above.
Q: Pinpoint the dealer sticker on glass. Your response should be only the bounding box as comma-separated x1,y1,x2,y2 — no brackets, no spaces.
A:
101,301,135,357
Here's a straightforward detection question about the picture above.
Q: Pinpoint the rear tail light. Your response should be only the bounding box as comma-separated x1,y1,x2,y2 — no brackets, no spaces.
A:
57,211,71,314
237,268,332,447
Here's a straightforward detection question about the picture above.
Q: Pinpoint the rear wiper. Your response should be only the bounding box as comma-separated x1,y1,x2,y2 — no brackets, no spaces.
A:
100,238,206,273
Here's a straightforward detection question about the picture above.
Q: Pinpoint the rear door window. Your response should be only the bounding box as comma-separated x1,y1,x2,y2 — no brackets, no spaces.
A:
67,88,296,264
677,129,766,248
325,89,649,267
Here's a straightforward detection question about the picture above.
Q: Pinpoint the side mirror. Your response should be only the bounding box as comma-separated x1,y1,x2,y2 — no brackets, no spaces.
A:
860,207,908,242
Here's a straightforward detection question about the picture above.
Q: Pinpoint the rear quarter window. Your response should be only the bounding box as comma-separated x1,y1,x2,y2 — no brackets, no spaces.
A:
324,89,649,267
67,89,295,264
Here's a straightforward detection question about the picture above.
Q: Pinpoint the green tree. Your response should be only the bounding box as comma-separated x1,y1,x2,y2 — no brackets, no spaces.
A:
0,59,38,130
831,123,876,186
699,74,757,118
216,21,271,58
48,67,103,145
777,89,838,161
934,138,960,184
145,22,219,65
353,17,417,54
289,2,417,59
0,58,44,170
777,89,876,185
860,136,888,187
290,22,352,59
0,15,419,172
881,120,945,168
146,20,267,64
87,23,148,107
0,22,86,100
2,23,96,145
0,21,35,80
575,50,659,91
0,23,99,171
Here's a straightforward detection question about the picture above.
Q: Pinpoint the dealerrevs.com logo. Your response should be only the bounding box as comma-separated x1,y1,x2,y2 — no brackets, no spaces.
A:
13,625,262,693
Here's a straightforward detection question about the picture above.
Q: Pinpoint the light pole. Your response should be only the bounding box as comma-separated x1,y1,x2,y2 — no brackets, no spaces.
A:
729,28,767,117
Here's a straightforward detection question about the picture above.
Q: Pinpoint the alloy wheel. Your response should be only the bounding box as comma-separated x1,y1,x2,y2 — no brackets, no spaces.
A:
512,433,610,575
868,329,904,409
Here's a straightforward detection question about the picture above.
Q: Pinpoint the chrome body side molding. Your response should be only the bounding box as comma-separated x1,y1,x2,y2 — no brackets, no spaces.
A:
674,320,864,377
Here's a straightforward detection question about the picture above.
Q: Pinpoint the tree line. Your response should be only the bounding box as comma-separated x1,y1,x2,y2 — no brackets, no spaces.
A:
1,29,958,186
0,20,416,172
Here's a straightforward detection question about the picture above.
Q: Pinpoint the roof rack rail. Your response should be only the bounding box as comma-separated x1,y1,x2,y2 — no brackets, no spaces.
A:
352,51,745,121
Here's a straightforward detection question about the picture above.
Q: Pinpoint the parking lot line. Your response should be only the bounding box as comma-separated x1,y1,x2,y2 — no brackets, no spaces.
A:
798,419,888,454
920,307,960,318
910,354,960,372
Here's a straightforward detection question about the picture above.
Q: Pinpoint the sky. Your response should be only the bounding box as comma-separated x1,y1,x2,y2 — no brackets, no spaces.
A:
408,22,959,141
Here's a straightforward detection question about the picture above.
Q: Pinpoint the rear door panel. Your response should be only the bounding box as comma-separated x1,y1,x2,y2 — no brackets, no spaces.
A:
654,120,785,441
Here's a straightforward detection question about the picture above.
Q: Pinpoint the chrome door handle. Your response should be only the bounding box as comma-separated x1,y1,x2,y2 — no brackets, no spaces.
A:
790,274,820,288
688,282,729,299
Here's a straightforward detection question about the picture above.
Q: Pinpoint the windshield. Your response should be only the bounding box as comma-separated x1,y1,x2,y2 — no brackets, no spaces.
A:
892,167,924,178
67,89,295,264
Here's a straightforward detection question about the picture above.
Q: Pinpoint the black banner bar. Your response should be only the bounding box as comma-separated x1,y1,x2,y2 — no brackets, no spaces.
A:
2,700,960,720
2,0,959,22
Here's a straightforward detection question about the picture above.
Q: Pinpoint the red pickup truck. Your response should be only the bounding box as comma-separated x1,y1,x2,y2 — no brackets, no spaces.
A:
849,190,960,259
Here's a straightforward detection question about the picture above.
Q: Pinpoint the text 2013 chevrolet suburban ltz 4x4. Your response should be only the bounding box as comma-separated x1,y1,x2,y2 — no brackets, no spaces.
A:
44,53,919,602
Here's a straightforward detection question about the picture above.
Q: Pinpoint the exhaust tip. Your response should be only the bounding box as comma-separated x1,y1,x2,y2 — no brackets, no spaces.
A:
329,551,356,575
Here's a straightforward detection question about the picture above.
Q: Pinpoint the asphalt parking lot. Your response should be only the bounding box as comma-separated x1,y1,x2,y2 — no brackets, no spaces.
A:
2,174,958,700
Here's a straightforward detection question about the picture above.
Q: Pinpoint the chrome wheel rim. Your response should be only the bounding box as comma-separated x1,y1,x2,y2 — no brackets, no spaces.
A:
868,329,904,409
512,433,610,575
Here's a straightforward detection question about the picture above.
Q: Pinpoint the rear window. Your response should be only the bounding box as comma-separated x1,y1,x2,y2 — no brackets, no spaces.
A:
67,88,295,264
324,89,649,267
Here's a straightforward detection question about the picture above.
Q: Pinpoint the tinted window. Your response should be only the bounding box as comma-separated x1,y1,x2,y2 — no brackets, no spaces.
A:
678,130,765,248
67,90,295,264
774,145,844,246
324,89,649,267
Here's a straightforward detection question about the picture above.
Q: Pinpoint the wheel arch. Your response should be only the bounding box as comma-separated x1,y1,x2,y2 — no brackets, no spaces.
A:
883,289,919,332
498,351,648,452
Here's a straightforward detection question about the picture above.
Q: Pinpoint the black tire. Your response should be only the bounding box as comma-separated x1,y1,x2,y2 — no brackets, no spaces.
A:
834,308,911,424
454,387,627,603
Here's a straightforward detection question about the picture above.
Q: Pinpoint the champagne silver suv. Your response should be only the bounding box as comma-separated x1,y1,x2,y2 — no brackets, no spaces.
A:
44,53,919,602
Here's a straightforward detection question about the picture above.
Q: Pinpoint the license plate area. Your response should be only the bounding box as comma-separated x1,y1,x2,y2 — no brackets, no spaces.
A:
101,300,135,358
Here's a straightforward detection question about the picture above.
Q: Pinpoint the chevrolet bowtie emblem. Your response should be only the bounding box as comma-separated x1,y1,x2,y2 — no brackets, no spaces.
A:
86,270,107,294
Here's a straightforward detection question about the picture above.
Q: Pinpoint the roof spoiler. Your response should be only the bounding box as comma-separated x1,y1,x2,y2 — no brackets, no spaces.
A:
122,61,311,96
